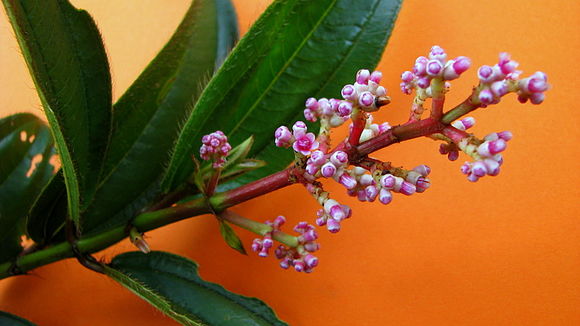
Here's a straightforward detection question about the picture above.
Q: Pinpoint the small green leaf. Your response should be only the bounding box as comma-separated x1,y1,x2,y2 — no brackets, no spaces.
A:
0,113,55,262
2,0,113,228
219,220,247,255
0,311,37,325
106,251,287,326
26,171,67,246
162,0,403,191
80,0,239,234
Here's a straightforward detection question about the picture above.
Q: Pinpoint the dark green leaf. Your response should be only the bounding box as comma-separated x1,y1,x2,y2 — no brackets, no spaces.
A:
2,0,113,227
0,113,55,262
106,251,287,326
162,0,403,192
26,171,67,246
219,220,247,255
80,0,239,234
0,311,37,325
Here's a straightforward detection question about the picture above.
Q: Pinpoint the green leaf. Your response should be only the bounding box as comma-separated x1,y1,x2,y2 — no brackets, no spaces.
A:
0,311,37,325
162,0,403,192
26,171,67,246
80,0,239,234
219,220,247,255
2,0,113,228
0,113,55,262
106,251,287,326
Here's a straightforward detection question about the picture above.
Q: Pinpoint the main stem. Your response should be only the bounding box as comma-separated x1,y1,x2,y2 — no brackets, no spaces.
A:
0,100,477,280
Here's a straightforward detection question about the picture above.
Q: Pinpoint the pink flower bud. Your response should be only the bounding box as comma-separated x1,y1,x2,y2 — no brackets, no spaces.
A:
370,71,382,84
379,188,392,205
375,86,387,97
279,258,291,269
478,139,506,156
413,164,431,177
305,163,319,176
484,159,500,176
304,242,320,252
251,239,262,252
274,126,293,148
529,92,545,105
318,98,333,116
321,162,337,178
416,77,431,88
413,56,428,76
445,56,471,80
401,71,415,83
338,173,357,189
305,97,318,110
471,161,487,177
365,185,379,202
326,219,341,233
467,173,479,182
304,108,317,122
478,89,494,105
490,81,508,97
477,65,495,83
461,162,471,175
426,59,443,76
380,174,396,189
497,131,513,141
341,84,356,101
356,69,371,85
292,121,307,134
439,143,450,154
378,122,391,134
330,151,348,166
304,254,319,268
399,181,416,196
337,101,353,117
416,177,431,193
359,91,375,108
447,150,459,161
293,259,305,272
309,150,326,166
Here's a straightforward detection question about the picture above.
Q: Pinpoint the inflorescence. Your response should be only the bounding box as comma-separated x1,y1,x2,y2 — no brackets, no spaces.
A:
200,45,549,272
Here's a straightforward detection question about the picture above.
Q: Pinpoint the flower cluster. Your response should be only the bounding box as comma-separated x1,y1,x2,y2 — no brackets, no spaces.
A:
200,131,231,168
400,45,471,94
208,45,548,273
251,216,320,273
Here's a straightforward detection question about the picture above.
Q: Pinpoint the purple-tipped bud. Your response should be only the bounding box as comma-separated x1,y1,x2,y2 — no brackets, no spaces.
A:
356,69,371,85
274,126,293,147
321,162,337,178
262,238,273,249
413,164,431,177
529,92,545,105
461,162,471,175
338,173,357,189
416,177,431,193
399,181,416,196
365,185,379,202
359,91,375,107
484,159,500,176
251,239,262,252
341,84,356,101
416,77,431,88
309,150,326,166
478,89,494,105
305,97,318,110
378,122,391,134
471,161,487,177
318,98,333,116
490,81,508,97
370,71,382,84
274,246,286,259
329,205,347,221
304,242,320,252
478,139,507,157
439,143,450,154
293,260,305,272
279,258,291,269
304,108,316,122
401,71,415,83
292,121,307,134
380,174,396,189
444,56,471,80
478,65,495,83
379,188,392,205
497,131,513,141
330,151,348,166
304,254,319,268
413,56,428,76
316,215,327,226
467,173,479,182
337,101,353,117
447,150,459,161
426,60,443,76
326,219,341,233
305,163,319,176
359,174,374,187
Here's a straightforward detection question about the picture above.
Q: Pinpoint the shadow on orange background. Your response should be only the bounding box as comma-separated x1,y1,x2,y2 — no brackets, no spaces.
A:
1,0,579,325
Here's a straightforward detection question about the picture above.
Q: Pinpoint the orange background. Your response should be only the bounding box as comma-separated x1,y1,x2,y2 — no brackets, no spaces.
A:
1,1,579,325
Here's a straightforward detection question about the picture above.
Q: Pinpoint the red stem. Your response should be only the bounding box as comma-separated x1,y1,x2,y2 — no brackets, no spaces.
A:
348,110,366,147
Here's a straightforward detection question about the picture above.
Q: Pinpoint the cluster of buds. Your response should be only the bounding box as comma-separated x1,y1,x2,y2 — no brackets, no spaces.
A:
459,131,512,182
476,52,549,106
341,69,389,112
251,216,320,273
206,46,548,272
400,45,471,94
200,131,231,168
274,121,320,155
